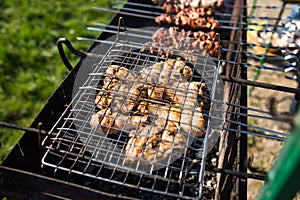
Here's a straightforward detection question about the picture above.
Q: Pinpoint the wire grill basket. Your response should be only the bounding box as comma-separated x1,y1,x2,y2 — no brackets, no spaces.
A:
41,19,225,199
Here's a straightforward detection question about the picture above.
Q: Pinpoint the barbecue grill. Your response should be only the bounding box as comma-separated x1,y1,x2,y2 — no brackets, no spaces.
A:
1,0,299,199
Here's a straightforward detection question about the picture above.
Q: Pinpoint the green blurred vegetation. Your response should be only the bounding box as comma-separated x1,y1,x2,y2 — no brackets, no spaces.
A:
0,0,115,161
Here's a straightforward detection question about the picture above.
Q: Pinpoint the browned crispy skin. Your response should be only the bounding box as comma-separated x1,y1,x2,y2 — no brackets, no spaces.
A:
143,121,186,163
140,59,193,86
148,105,181,123
90,108,119,135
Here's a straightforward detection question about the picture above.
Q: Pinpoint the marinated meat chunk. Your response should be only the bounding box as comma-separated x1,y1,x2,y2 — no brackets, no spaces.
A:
90,108,149,135
125,120,186,164
170,81,207,107
180,107,206,138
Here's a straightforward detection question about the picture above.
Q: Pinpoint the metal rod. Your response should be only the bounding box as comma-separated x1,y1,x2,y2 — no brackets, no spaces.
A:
93,23,155,35
115,4,291,32
93,6,155,20
94,17,285,35
116,0,293,19
0,121,47,135
116,0,162,9
93,6,248,31
113,6,163,16
206,166,266,181
83,26,296,77
222,75,300,95
86,22,297,78
87,27,152,40
222,127,286,141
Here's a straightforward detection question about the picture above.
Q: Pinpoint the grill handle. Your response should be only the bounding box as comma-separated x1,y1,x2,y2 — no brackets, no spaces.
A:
57,38,86,71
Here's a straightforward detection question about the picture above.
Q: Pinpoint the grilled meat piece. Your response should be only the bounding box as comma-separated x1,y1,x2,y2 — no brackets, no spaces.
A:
140,58,194,84
148,105,182,123
125,120,186,164
90,108,117,134
173,59,193,80
181,107,206,138
125,125,162,162
144,123,186,164
137,101,150,114
90,108,149,135
200,0,225,11
95,65,143,112
110,81,144,113
125,135,148,162
147,82,207,138
169,81,208,107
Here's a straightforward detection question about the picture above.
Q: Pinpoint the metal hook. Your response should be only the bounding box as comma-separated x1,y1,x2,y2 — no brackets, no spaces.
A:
57,38,86,71
283,54,299,80
180,159,200,184
284,66,299,80
269,97,295,124
57,38,104,71
247,154,267,175
284,54,298,64
284,18,299,33
116,17,128,42
286,43,300,55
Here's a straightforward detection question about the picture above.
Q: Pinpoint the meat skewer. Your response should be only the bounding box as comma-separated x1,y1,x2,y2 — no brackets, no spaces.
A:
152,0,225,13
141,27,221,59
155,7,220,31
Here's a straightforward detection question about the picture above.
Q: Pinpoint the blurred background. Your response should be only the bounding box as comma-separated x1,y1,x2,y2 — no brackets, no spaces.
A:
0,0,115,161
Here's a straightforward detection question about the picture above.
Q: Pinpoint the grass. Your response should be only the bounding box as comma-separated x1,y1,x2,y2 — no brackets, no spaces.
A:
0,0,115,162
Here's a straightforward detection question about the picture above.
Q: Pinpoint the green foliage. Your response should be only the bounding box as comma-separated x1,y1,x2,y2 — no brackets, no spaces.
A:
0,0,114,161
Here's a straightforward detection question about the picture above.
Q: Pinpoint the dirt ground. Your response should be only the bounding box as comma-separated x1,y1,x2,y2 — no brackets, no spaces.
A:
246,0,299,199
247,65,297,199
